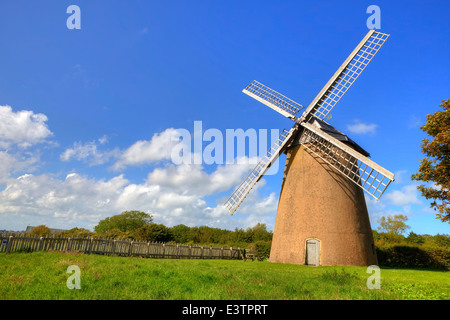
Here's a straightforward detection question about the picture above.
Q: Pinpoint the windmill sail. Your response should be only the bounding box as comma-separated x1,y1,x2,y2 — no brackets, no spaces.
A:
300,122,394,200
224,30,392,215
300,30,390,122
243,80,304,120
223,126,298,215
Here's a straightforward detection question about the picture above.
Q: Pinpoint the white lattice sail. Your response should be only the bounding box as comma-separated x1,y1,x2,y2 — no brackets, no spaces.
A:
300,122,394,200
224,126,298,214
301,30,390,122
224,30,393,214
243,80,304,120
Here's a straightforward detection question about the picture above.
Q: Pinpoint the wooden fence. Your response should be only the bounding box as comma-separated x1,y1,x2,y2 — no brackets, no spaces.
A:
0,235,243,260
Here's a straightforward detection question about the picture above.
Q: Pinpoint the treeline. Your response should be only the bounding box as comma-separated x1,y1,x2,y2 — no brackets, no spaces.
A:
373,230,450,270
28,211,272,249
25,211,450,268
372,230,450,248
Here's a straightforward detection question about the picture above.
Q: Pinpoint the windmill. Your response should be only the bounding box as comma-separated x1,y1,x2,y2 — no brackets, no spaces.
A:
224,30,394,266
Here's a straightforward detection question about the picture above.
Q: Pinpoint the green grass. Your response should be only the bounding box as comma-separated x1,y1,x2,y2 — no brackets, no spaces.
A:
0,251,448,300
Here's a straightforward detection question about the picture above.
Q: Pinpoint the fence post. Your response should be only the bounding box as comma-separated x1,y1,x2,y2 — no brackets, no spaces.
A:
101,239,106,255
201,246,204,259
162,243,165,258
67,237,71,252
88,237,93,254
19,236,25,251
38,236,44,251
5,236,13,253
128,241,133,256
51,234,56,250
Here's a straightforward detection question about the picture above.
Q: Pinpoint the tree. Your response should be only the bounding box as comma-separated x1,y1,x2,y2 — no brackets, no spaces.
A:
377,214,410,235
94,210,153,233
133,224,172,242
406,231,425,244
62,227,93,238
249,223,273,242
169,224,192,243
30,225,51,236
411,99,450,223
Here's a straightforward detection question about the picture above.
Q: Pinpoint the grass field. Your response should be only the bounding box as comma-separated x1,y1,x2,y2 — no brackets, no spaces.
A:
0,251,448,300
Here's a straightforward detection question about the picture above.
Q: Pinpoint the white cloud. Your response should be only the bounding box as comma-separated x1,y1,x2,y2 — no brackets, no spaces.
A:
346,119,377,135
0,119,278,231
384,184,422,207
146,157,257,197
60,135,119,166
0,151,39,183
113,128,186,170
0,155,275,231
366,184,423,225
0,105,53,148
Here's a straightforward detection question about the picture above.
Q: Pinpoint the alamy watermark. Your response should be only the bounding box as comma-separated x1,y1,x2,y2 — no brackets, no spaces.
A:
66,265,81,289
170,121,281,175
67,5,81,30
366,265,381,289
366,5,381,30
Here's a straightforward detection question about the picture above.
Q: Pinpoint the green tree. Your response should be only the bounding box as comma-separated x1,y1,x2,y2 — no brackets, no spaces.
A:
411,99,450,223
62,227,93,238
406,231,425,244
94,210,153,233
133,224,172,242
377,214,410,235
30,225,51,236
249,223,273,242
170,224,192,243
431,234,450,247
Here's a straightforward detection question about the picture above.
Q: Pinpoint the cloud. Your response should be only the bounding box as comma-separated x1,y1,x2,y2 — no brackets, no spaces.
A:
113,128,186,170
0,155,275,231
0,105,53,148
0,119,278,231
383,184,422,207
0,151,39,183
146,157,257,197
60,135,120,166
346,119,377,135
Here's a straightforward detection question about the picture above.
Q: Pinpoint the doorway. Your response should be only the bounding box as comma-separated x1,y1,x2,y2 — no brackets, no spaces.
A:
306,239,320,266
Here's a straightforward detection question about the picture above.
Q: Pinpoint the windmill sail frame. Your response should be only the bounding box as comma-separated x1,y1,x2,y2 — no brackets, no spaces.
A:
224,30,393,215
300,122,394,200
224,126,298,215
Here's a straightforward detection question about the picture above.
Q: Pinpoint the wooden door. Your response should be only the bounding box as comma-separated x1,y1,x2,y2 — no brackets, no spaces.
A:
306,239,320,266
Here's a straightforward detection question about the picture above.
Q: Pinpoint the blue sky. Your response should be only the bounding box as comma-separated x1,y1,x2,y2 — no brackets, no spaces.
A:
0,1,448,235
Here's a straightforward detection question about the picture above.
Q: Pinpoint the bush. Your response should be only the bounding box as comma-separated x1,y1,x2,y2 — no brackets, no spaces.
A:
406,232,425,244
376,244,450,270
132,224,172,242
432,234,450,247
62,227,93,238
30,225,51,236
252,241,271,261
101,228,126,239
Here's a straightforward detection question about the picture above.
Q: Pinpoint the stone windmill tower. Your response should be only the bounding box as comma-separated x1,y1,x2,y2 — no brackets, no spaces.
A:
224,30,394,266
